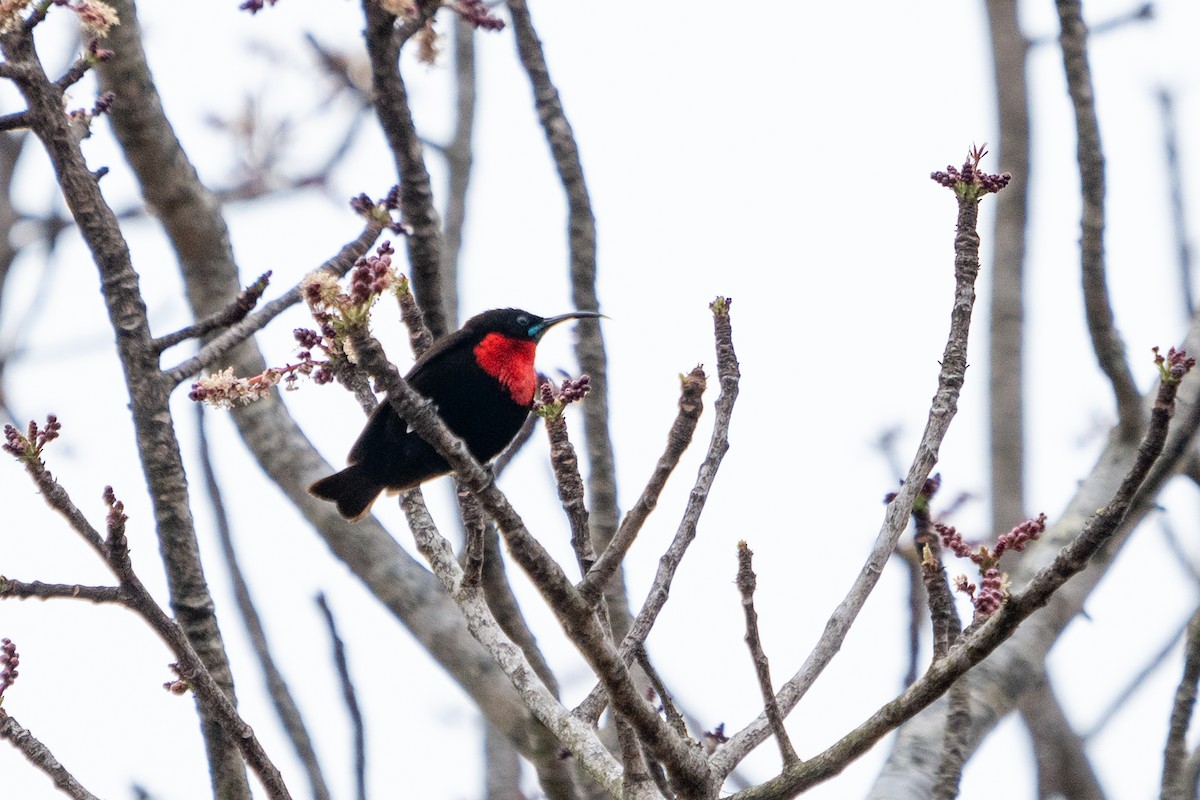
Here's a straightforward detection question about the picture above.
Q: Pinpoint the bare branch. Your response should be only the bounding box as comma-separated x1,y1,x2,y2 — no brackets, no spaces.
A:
1159,88,1195,319
346,324,709,793
1162,605,1200,800
1057,0,1142,436
506,0,622,632
440,15,477,327
575,302,738,727
163,221,383,385
736,541,798,767
726,348,1193,798
397,490,627,796
580,367,706,604
197,405,331,800
1017,676,1106,800
0,711,102,800
362,0,449,336
984,0,1030,535
13,9,251,793
543,411,593,575
0,578,125,604
0,111,31,132
715,159,995,778
316,594,366,800
154,271,273,354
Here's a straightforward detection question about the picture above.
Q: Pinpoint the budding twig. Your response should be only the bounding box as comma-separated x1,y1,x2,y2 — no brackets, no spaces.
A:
737,541,799,767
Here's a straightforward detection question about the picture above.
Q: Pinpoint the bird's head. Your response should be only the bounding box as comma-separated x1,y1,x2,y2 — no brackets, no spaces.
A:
468,307,604,342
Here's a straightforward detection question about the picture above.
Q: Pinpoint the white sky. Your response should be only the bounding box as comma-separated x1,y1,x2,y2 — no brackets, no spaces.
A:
4,1,1200,798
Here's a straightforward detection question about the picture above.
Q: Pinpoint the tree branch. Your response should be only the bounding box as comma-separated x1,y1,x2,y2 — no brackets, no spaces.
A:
0,578,125,604
197,404,331,800
715,172,987,778
580,366,706,604
736,541,798,767
347,324,710,795
162,221,382,385
730,353,1192,798
1057,0,1142,437
506,0,624,637
1162,604,1200,800
0,711,101,800
362,0,448,336
576,301,738,727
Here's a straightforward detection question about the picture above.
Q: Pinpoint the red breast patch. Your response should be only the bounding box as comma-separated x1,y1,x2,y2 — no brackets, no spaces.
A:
474,333,538,406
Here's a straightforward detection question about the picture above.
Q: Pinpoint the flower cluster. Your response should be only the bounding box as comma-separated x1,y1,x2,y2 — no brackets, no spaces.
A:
938,513,1047,618
350,189,409,235
103,485,127,532
0,638,18,703
162,662,189,695
59,0,119,36
0,0,34,35
191,240,408,407
67,89,116,135
938,513,1047,568
1154,346,1196,384
702,723,729,755
450,0,505,30
304,240,405,332
953,571,1007,616
85,37,113,65
348,240,396,305
2,415,61,463
931,144,1011,200
534,375,592,419
189,359,331,408
239,0,278,13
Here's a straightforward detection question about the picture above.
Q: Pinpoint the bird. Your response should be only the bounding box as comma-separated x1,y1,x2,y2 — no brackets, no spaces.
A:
309,307,602,520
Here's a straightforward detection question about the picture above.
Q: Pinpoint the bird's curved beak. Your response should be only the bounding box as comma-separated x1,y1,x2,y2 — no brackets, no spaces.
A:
531,310,605,339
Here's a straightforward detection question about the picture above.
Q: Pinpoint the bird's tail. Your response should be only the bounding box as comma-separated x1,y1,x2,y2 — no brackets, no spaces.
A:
309,464,383,522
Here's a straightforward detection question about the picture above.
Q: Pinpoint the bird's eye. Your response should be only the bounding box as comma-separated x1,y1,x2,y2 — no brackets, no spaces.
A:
516,315,529,327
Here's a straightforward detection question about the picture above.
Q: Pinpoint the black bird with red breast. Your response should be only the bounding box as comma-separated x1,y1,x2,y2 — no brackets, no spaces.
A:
309,307,601,520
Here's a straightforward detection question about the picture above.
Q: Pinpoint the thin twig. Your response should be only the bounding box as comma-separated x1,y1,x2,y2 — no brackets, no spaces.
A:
348,325,710,794
196,404,330,800
580,366,706,604
0,578,125,603
736,541,799,767
576,302,737,726
1158,88,1194,320
1162,605,1200,800
713,162,991,779
316,593,367,800
362,0,448,336
544,412,593,575
397,491,625,796
163,221,382,385
1082,613,1191,739
724,348,1191,798
0,712,102,800
635,645,688,740
1057,0,1142,437
153,271,272,353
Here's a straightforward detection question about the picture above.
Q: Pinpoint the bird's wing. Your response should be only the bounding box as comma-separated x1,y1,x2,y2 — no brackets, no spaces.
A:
404,326,473,386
